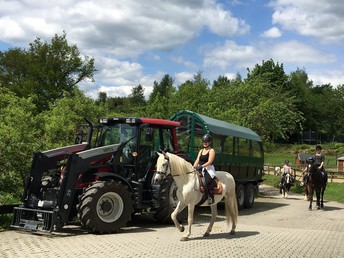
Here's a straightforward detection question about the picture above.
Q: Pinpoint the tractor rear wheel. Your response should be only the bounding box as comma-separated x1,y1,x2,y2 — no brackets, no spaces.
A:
154,176,187,223
78,180,132,233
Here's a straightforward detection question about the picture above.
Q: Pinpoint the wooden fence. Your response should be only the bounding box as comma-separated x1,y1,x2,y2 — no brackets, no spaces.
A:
264,164,344,183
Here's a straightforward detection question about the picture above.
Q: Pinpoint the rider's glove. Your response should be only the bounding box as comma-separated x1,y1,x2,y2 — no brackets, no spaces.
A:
195,164,203,172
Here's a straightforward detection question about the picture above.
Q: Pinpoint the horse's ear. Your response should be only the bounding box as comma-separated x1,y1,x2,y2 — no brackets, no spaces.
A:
163,152,169,160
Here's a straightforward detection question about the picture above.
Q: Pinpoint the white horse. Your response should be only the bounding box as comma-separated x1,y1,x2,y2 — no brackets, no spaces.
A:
154,152,238,241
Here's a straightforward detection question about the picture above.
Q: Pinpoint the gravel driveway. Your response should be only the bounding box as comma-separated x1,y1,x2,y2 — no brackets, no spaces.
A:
1,184,343,258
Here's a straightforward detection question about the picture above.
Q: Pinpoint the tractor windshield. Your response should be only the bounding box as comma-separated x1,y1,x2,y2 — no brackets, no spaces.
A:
99,123,136,146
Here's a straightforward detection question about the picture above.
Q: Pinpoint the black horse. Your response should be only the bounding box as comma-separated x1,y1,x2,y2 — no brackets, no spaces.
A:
279,173,294,198
307,159,327,210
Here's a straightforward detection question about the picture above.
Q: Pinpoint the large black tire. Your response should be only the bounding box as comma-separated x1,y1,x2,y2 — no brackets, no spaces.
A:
236,184,245,210
77,180,133,233
154,176,187,223
244,183,255,209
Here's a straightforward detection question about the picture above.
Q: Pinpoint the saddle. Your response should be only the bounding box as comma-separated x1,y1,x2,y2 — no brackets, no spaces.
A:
198,175,223,195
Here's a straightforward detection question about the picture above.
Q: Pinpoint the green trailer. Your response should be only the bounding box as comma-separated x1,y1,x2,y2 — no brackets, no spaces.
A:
170,110,264,209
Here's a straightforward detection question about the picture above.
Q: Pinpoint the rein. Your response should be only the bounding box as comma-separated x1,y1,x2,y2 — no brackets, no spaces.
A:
171,170,195,177
156,170,196,177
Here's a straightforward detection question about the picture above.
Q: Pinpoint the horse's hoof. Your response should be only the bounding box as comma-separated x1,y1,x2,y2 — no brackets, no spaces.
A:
180,237,189,241
317,206,320,210
308,207,312,211
203,232,210,237
230,230,235,235
180,226,185,232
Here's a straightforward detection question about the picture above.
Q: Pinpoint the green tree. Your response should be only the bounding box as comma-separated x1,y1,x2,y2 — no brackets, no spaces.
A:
172,72,210,114
208,75,242,122
0,88,42,198
41,89,102,149
0,33,96,112
246,59,288,88
146,74,176,118
129,84,146,108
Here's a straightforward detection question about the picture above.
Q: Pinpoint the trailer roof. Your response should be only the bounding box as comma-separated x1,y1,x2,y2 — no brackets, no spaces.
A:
170,110,262,142
101,117,180,127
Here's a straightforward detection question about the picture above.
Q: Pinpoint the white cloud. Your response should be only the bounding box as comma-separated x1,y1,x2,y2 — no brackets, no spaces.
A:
270,0,344,43
261,27,282,38
203,40,262,71
175,72,194,85
309,67,344,87
0,0,251,98
171,56,197,68
203,39,336,76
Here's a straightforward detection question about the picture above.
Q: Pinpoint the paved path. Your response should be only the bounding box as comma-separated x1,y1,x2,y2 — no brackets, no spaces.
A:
1,185,343,258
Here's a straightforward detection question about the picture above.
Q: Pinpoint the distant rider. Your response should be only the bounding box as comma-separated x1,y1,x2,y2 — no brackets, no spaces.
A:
279,160,292,187
313,145,328,185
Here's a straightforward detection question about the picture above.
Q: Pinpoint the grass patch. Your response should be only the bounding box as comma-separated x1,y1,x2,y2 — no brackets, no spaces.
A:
0,214,12,232
262,173,344,203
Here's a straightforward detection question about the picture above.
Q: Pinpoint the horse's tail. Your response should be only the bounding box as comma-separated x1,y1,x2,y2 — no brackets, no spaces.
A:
225,190,238,226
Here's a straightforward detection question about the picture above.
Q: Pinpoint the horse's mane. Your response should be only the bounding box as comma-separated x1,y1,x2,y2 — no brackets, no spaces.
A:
165,152,194,179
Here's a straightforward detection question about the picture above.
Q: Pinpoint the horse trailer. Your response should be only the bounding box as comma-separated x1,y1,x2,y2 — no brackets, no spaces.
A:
170,110,264,209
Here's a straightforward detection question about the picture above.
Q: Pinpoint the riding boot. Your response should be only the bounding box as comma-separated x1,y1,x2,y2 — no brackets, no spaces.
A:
203,170,214,205
207,184,215,205
201,176,209,199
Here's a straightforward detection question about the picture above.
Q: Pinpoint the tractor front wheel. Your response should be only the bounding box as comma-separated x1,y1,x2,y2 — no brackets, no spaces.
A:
154,176,187,223
78,180,132,233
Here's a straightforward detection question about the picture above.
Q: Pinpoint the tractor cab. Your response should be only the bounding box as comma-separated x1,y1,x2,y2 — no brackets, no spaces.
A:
98,117,180,182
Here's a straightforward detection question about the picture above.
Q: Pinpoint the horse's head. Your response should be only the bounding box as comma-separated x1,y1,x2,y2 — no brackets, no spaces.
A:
285,173,290,184
153,152,171,183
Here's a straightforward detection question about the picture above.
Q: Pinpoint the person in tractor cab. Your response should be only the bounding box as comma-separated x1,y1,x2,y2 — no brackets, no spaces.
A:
193,134,216,205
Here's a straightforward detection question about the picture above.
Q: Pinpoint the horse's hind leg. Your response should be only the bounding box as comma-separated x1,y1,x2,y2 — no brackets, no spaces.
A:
321,188,325,208
203,204,217,237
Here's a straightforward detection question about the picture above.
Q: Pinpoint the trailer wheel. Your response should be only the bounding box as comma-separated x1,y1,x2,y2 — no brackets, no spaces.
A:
78,180,132,233
244,183,255,208
154,176,187,223
236,184,245,210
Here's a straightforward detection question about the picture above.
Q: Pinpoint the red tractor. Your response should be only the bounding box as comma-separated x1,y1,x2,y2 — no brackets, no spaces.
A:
12,117,187,233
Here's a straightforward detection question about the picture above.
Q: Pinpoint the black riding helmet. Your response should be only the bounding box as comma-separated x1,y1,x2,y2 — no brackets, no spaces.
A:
202,134,212,143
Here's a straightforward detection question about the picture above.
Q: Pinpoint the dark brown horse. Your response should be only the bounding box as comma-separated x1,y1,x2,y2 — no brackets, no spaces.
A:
306,161,327,210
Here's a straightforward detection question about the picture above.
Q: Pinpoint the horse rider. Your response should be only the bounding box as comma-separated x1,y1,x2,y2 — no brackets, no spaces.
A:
193,134,216,205
279,160,292,187
313,145,328,185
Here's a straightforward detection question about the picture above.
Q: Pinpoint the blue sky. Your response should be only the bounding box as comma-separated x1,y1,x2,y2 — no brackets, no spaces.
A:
0,0,343,99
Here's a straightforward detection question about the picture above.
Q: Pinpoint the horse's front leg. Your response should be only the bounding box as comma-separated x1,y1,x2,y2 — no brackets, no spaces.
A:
203,204,218,237
180,204,195,241
309,189,313,210
316,190,321,209
171,201,187,233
